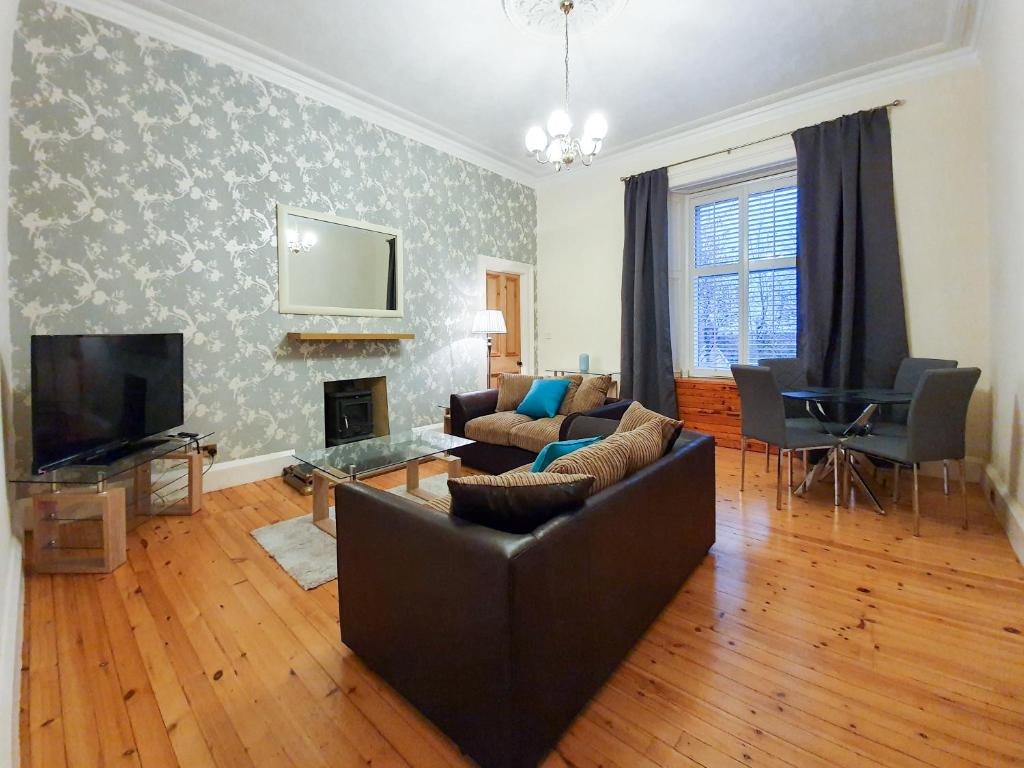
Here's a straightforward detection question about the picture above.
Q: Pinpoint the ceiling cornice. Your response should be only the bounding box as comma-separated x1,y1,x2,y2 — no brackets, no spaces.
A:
56,0,540,188
55,0,982,187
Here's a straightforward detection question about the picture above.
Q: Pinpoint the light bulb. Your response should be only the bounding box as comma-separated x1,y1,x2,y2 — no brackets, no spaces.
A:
545,140,563,163
546,109,572,137
583,113,608,140
302,232,317,248
525,126,548,153
287,228,298,244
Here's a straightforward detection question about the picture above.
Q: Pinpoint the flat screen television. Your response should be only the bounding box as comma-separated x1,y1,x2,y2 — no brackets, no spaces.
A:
31,333,184,473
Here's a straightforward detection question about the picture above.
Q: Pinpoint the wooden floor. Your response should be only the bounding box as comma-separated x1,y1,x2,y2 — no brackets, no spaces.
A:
19,449,1024,768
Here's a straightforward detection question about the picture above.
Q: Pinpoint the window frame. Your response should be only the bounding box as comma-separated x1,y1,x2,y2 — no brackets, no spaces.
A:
678,169,798,378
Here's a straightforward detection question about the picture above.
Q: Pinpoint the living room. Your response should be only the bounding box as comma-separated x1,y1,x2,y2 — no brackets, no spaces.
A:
1,1,1022,767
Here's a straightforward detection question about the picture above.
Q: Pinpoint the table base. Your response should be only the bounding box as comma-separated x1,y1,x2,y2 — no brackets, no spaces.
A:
311,454,462,538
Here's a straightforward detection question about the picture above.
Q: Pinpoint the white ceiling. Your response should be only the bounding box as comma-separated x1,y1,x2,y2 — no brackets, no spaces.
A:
125,0,978,180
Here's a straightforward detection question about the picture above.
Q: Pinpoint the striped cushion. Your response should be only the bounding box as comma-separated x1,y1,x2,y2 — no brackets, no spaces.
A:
546,435,631,493
557,375,585,415
610,419,664,475
508,415,566,453
464,411,534,446
615,401,683,452
423,495,452,514
503,463,535,475
570,375,612,413
495,374,537,411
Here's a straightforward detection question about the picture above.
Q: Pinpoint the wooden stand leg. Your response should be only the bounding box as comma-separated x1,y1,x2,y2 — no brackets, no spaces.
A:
31,488,126,574
187,452,203,514
312,470,338,538
406,459,421,493
133,462,152,517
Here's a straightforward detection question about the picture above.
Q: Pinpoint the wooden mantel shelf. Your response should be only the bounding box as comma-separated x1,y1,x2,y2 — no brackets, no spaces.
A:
287,332,415,342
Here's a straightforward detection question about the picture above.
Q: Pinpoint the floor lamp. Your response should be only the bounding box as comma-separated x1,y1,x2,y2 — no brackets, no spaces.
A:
472,309,507,389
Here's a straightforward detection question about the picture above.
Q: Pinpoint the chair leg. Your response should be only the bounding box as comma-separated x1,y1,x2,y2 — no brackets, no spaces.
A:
943,461,950,496
959,458,968,530
843,449,850,507
740,438,746,492
833,448,841,507
803,449,808,484
787,449,793,489
776,446,783,510
912,463,921,537
893,464,900,503
766,444,770,472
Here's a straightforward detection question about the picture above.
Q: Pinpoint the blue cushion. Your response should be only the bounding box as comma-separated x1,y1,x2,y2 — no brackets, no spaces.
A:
531,436,601,472
516,378,571,419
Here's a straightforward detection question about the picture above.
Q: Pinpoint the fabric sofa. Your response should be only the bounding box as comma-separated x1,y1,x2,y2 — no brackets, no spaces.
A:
335,423,716,768
449,386,631,474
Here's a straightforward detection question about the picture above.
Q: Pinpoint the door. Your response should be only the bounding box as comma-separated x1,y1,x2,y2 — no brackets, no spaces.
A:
486,271,522,388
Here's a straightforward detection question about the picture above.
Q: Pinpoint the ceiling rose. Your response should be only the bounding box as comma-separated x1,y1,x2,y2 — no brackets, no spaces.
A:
502,0,629,37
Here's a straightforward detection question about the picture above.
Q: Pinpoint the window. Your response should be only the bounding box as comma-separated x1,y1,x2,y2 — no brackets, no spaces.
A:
684,173,798,375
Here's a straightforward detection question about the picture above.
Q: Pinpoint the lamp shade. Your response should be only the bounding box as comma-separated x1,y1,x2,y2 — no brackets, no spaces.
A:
472,309,507,335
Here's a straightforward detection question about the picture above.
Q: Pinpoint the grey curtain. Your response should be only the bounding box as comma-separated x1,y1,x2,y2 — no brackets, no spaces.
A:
793,107,908,388
621,168,676,417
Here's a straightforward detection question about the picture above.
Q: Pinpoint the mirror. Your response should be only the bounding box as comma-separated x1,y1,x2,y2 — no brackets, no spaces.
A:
277,205,403,317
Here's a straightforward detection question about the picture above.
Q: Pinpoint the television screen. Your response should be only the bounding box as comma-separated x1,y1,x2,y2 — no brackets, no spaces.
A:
31,333,184,473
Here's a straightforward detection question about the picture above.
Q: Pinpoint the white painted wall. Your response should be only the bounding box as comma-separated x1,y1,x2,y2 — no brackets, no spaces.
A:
0,0,22,761
536,57,992,463
978,1,1024,558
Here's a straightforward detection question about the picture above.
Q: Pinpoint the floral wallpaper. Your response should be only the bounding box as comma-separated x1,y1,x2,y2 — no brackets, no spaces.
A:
7,0,536,469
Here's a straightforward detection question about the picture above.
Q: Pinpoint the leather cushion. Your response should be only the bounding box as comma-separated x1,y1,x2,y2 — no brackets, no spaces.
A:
571,375,612,413
615,401,684,453
508,415,567,453
447,472,595,534
495,373,538,411
546,434,632,493
465,411,534,446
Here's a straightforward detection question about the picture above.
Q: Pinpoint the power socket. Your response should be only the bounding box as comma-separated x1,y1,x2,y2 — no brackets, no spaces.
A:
200,443,218,458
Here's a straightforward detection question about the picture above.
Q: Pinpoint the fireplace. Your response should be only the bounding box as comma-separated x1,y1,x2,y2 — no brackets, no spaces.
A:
323,376,389,447
325,390,374,445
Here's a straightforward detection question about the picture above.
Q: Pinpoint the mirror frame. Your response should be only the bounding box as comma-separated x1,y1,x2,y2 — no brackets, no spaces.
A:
276,204,404,317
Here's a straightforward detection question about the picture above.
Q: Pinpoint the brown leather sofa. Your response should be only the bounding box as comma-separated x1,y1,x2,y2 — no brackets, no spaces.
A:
335,424,716,768
448,387,631,474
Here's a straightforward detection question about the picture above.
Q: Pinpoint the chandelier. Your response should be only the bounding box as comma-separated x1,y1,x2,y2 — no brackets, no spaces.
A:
524,0,607,171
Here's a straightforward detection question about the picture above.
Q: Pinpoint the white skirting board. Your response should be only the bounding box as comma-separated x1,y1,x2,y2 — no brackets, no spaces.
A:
982,464,1024,565
202,449,297,492
201,424,445,493
0,542,24,768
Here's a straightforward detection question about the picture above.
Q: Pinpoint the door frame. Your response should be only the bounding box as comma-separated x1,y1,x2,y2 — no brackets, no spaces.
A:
478,256,535,376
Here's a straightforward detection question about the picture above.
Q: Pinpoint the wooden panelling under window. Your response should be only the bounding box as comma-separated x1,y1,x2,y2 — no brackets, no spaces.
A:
675,376,774,453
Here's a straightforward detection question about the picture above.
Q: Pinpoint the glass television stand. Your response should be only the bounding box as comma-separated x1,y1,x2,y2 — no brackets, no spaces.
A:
10,431,214,574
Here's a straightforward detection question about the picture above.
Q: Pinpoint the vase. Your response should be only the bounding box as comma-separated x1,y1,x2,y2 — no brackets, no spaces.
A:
578,352,589,373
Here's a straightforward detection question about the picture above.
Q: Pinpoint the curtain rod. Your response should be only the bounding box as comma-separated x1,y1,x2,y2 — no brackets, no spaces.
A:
619,99,904,183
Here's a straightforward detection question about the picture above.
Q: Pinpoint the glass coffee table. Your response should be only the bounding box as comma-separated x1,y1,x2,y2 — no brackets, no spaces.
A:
294,430,474,537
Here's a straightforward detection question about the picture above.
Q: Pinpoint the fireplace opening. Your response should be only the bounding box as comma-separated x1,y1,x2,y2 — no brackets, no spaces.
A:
325,390,374,445
322,376,389,447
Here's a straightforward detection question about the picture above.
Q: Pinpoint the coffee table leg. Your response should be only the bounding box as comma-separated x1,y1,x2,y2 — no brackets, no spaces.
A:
406,459,420,493
312,470,337,537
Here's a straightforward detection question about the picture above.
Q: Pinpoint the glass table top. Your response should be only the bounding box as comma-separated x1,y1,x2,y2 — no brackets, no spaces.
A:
295,430,473,481
782,387,913,405
546,369,620,376
9,431,214,487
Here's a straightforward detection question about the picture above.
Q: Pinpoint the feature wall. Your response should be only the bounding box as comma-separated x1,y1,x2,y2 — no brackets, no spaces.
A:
7,0,536,466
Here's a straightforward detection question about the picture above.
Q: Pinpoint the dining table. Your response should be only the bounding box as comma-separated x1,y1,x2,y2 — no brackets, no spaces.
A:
782,387,914,513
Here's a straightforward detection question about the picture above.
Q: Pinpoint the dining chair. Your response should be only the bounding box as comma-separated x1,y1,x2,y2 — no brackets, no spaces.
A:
732,365,842,510
844,367,980,536
871,356,959,493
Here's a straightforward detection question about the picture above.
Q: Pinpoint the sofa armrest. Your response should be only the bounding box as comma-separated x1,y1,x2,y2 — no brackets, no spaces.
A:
564,416,619,441
559,398,633,440
450,388,499,437
336,482,531,762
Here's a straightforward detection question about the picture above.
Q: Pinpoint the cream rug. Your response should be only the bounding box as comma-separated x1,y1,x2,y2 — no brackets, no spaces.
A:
250,473,452,589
